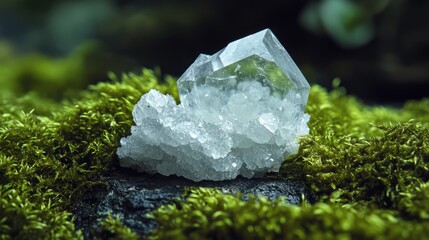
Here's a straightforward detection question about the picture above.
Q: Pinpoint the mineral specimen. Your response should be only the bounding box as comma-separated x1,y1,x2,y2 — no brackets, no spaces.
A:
117,29,310,181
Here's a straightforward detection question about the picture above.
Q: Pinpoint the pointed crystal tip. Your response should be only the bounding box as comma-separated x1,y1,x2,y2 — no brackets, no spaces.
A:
178,28,310,103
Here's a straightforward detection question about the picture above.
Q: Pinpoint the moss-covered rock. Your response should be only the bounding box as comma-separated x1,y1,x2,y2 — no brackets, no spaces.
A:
0,69,428,239
0,69,177,239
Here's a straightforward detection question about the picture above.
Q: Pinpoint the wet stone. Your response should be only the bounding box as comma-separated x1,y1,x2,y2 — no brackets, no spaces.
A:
72,169,313,239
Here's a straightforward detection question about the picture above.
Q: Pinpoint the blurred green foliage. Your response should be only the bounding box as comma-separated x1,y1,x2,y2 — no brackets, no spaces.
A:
0,41,85,99
0,41,131,100
300,0,390,47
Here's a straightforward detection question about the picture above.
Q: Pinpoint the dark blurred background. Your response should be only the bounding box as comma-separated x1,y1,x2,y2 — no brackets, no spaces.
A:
0,0,428,104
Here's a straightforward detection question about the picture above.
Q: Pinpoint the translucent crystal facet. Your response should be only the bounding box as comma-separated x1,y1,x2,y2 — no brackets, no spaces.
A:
117,29,310,181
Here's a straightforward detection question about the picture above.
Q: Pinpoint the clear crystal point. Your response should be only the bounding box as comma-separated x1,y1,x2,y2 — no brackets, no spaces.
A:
178,29,310,107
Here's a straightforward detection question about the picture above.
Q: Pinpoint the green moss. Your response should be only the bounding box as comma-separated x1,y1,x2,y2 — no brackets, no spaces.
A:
397,182,429,220
0,183,81,240
93,214,139,240
280,84,429,213
148,188,429,240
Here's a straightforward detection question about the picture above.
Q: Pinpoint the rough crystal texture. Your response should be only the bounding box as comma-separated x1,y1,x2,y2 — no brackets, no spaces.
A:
117,29,310,181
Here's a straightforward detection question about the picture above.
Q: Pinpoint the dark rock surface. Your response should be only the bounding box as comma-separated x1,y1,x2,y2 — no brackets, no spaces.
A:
73,169,313,238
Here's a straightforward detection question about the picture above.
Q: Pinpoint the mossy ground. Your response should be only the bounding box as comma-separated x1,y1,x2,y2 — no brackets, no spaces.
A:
0,70,428,239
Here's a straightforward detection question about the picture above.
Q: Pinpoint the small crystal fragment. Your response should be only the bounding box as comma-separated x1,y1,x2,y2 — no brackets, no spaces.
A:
117,29,310,181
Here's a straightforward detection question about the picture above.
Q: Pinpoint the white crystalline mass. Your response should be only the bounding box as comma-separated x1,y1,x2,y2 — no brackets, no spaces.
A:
117,29,310,181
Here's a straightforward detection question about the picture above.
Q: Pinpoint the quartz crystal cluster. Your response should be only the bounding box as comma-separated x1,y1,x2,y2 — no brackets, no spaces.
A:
117,29,310,181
